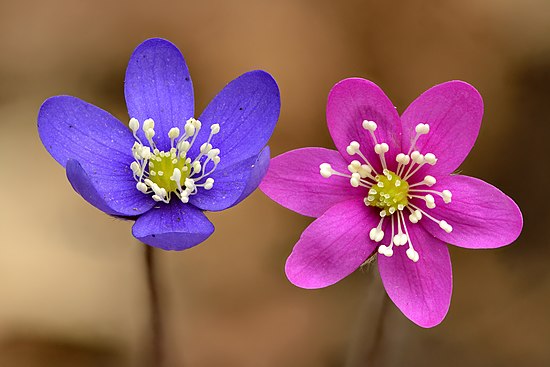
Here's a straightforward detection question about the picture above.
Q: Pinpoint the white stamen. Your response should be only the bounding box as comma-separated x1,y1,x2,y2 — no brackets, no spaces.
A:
406,248,419,262
425,194,436,208
346,141,360,155
350,173,361,187
168,127,180,140
143,118,155,132
129,118,139,132
442,190,452,203
439,220,453,233
320,163,333,178
415,123,430,135
203,178,214,190
211,124,221,134
362,120,377,131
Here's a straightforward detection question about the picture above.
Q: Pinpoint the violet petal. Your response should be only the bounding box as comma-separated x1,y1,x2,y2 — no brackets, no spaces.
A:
125,38,194,151
132,201,214,250
190,70,280,169
189,150,267,211
66,159,154,216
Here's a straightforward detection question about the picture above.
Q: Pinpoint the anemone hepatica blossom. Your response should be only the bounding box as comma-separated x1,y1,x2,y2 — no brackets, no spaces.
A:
38,38,280,250
260,78,522,327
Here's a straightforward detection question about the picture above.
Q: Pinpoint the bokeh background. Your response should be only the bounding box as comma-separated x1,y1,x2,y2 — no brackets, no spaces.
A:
1,0,549,366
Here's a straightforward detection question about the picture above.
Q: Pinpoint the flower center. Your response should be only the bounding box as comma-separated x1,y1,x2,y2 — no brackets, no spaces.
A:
148,149,191,193
129,117,221,204
366,169,409,215
319,120,454,263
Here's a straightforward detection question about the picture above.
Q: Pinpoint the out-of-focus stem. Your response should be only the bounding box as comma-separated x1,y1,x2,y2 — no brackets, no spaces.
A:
345,262,389,367
145,245,165,367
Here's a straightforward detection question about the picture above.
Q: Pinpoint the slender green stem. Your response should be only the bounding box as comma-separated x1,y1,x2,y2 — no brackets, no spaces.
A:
145,245,165,367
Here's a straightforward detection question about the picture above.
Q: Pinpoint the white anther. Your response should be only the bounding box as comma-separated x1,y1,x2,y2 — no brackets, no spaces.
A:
184,122,196,137
393,233,408,246
204,178,214,190
180,196,189,203
389,207,396,214
396,153,411,165
442,190,452,203
358,165,372,178
145,128,155,139
362,120,377,131
207,148,220,159
192,161,201,174
415,123,430,135
130,161,141,175
439,220,453,233
184,178,195,189
424,153,437,165
152,195,163,202
411,151,424,164
374,143,389,154
143,118,155,132
213,156,221,164
350,173,361,187
423,175,436,186
136,182,148,193
179,141,191,152
320,163,333,178
346,141,360,155
168,127,180,139
348,160,361,173
425,194,436,209
191,118,202,129
380,210,387,217
157,171,164,176
378,244,393,257
200,142,213,154
406,248,419,262
409,213,419,223
369,228,385,242
210,124,220,134
170,168,182,183
129,118,139,132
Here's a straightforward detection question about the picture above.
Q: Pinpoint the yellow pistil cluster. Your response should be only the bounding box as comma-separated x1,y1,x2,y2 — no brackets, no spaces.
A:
365,169,409,215
148,148,191,193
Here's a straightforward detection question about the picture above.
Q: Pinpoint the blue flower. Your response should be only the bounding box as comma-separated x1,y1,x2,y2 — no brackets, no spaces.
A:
38,38,280,250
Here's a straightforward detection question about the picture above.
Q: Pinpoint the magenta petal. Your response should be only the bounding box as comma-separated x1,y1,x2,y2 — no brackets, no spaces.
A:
260,148,366,217
379,225,452,328
326,78,401,172
285,199,378,289
420,175,523,249
401,81,483,177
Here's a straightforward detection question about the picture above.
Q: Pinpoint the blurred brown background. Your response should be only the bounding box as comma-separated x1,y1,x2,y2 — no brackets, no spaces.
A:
0,0,549,366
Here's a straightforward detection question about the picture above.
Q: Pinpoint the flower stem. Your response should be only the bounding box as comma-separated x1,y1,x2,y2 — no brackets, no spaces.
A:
145,245,165,367
344,262,389,367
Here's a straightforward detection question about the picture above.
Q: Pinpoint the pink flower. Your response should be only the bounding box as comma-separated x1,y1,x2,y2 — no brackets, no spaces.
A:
260,78,523,327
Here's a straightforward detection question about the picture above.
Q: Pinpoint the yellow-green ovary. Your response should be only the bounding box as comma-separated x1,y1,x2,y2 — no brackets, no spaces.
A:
366,170,409,211
149,152,190,192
